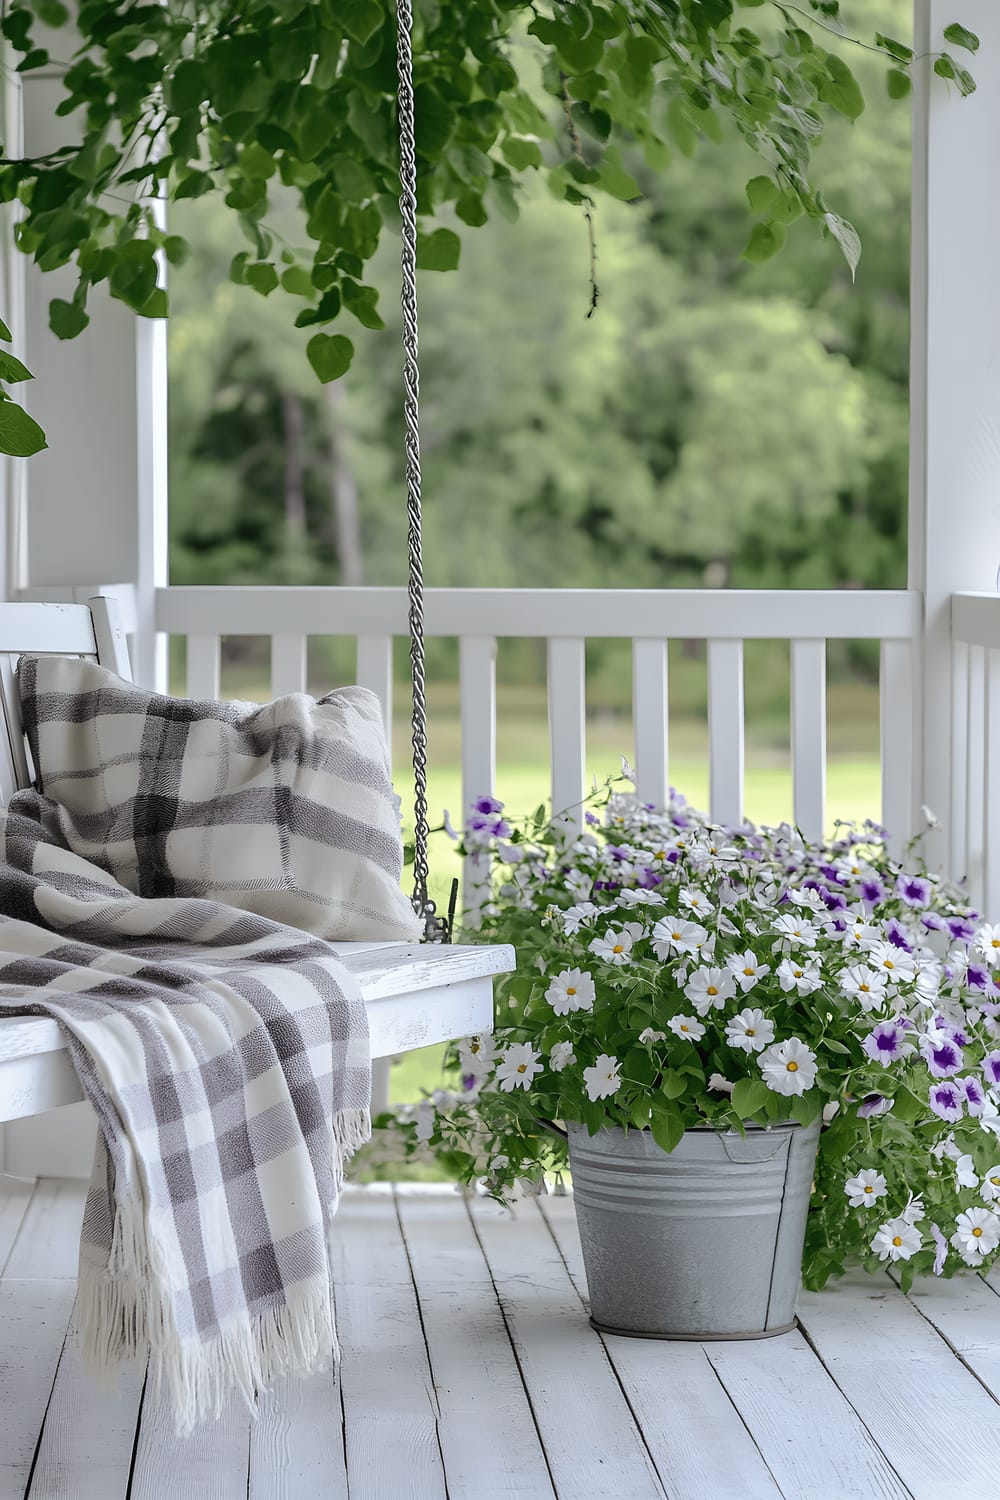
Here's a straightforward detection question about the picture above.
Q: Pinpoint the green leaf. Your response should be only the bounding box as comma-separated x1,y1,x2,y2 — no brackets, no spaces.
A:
245,262,279,296
501,135,544,171
597,146,640,201
649,1105,685,1155
823,212,861,279
661,1069,688,1101
934,55,957,81
0,352,32,383
162,235,188,266
0,318,11,340
0,398,46,456
943,23,979,54
820,53,865,120
745,175,779,213
341,279,385,330
340,0,383,45
416,228,461,272
35,0,69,23
874,33,914,63
139,287,168,318
48,298,89,339
731,1077,771,1119
167,59,207,114
742,220,786,263
887,69,911,100
280,265,315,297
306,332,354,383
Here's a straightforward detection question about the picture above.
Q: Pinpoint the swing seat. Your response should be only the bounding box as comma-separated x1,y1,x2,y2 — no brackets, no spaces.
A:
0,597,513,1130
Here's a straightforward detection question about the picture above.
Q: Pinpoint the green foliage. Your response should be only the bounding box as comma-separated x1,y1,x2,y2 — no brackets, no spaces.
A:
0,0,978,385
0,318,44,457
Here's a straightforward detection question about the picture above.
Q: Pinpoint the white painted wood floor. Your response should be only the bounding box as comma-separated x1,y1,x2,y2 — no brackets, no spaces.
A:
3,1177,1000,1500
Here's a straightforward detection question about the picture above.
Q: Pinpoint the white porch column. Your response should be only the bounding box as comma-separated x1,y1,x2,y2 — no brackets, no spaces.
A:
15,64,167,687
909,0,1000,875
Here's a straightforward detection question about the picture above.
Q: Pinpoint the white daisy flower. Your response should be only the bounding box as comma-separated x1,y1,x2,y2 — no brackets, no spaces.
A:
725,949,770,993
901,1194,925,1225
839,964,888,1011
684,965,737,1014
562,902,600,935
651,916,708,960
976,923,1000,960
459,1034,496,1077
871,1217,923,1262
616,888,665,907
680,885,713,917
759,1037,817,1096
708,1072,735,1094
773,913,819,949
979,1094,1000,1138
725,1007,775,1054
980,1167,1000,1204
495,1043,543,1093
668,1014,706,1041
545,967,596,1016
955,1153,979,1189
868,941,917,986
590,928,635,966
844,1169,888,1209
549,1041,576,1073
843,914,881,949
951,1206,1000,1259
583,1053,622,1101
638,1027,666,1044
777,956,823,996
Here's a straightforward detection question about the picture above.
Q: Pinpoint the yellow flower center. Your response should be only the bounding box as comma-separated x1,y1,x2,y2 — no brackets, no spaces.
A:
613,944,624,955
654,851,666,861
743,966,755,976
746,1027,756,1036
892,1235,903,1247
864,1185,874,1194
672,931,682,941
794,969,804,979
883,958,895,969
517,1063,527,1074
991,1177,1000,1186
786,1061,799,1072
680,1024,690,1033
860,982,870,992
566,987,577,997
992,939,1000,949
707,985,718,997
470,1042,481,1054
973,1226,984,1238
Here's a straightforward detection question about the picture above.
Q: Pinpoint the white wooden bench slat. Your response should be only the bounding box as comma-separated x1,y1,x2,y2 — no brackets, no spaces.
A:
0,598,512,1144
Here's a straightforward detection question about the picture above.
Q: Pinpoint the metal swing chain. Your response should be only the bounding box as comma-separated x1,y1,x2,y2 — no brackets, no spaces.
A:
395,0,452,943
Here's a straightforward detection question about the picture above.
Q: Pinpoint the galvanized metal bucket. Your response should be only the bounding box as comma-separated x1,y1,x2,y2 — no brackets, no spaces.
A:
567,1118,821,1340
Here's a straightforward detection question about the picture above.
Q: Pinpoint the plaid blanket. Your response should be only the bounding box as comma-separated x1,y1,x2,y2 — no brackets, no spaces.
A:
0,796,371,1433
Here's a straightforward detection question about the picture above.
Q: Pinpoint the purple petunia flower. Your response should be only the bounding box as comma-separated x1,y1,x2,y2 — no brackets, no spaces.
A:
605,845,630,862
932,1016,970,1047
948,915,977,944
897,872,931,908
822,888,848,913
929,1080,966,1123
638,867,663,889
922,911,946,933
923,1035,964,1078
983,1051,1000,1087
886,918,914,953
860,875,887,907
965,1076,987,1114
858,1093,893,1118
965,961,991,992
862,1022,910,1064
472,795,504,816
931,1222,948,1276
585,811,600,826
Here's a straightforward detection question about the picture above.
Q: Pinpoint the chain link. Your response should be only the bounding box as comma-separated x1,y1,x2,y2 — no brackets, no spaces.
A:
395,0,446,941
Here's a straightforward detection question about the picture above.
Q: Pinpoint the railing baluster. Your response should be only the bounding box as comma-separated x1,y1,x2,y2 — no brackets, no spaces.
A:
880,639,914,855
632,638,668,809
547,638,586,833
950,639,970,882
707,640,744,827
459,636,498,917
356,636,394,752
270,633,307,697
966,644,985,906
186,634,221,698
985,650,1000,918
790,639,826,842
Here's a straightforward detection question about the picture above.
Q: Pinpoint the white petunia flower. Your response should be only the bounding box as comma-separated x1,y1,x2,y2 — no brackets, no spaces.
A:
951,1206,1000,1260
777,956,823,996
725,1007,775,1054
684,965,737,1014
549,1041,576,1073
872,1217,923,1262
901,1194,925,1225
638,1027,666,1044
759,1037,818,1096
590,928,635,966
562,902,601,935
844,1169,888,1209
616,888,666,908
979,1093,1000,1138
545,967,596,1016
708,1072,735,1094
583,1053,622,1102
868,941,917,986
680,885,713,918
955,1153,979,1189
651,916,709,960
668,1014,706,1041
976,923,1000,960
843,914,881,950
725,949,771,993
495,1043,544,1093
415,1100,435,1143
459,1034,496,1077
773,913,819,950
840,964,888,1011
981,1167,1000,1204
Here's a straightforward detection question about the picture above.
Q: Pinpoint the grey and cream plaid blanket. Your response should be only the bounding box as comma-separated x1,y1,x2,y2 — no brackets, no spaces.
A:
0,664,384,1431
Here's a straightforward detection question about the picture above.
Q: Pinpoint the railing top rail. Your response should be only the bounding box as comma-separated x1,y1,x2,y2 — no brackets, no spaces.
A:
952,592,1000,648
156,586,922,642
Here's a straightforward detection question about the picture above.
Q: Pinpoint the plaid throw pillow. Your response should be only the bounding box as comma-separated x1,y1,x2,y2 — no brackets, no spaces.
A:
17,655,423,942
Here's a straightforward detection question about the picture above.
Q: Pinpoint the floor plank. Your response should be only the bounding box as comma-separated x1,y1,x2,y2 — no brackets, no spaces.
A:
249,1371,348,1500
26,1321,144,1500
0,1175,34,1272
901,1268,1000,1394
396,1186,556,1500
4,1181,86,1280
798,1271,1000,1499
0,1279,76,1500
540,1196,784,1500
129,1390,251,1500
330,1185,447,1500
469,1194,667,1500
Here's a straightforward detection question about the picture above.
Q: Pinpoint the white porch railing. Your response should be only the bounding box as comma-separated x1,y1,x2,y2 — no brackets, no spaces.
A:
948,593,1000,912
155,586,923,847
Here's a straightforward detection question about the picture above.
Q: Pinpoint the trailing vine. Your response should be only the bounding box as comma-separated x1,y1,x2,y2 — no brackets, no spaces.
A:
0,0,979,398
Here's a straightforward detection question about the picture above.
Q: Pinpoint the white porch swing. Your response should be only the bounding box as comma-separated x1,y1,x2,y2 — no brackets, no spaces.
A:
0,0,514,1139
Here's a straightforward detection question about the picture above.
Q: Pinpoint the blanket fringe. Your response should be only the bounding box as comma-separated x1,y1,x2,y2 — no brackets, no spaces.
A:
78,1107,371,1435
